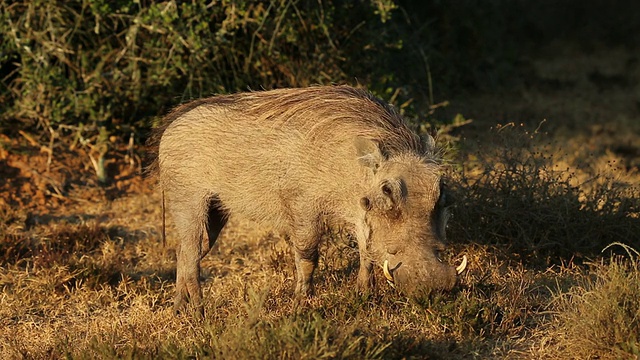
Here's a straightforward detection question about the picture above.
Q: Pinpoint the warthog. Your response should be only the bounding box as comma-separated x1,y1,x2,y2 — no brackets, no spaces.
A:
150,85,466,314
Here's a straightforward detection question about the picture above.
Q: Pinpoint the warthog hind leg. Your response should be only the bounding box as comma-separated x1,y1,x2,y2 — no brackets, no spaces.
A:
173,194,226,317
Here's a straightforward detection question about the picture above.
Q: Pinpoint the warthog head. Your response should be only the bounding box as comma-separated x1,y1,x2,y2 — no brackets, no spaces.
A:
356,138,466,296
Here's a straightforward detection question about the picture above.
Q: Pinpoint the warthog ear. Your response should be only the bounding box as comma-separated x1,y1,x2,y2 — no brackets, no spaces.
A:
355,137,384,172
420,133,439,158
421,133,436,150
375,178,406,214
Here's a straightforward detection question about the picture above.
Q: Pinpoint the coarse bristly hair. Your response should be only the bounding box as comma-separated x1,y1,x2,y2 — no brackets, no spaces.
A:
146,85,441,177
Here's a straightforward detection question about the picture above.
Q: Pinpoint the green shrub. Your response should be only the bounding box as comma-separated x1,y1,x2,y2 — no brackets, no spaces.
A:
0,0,402,135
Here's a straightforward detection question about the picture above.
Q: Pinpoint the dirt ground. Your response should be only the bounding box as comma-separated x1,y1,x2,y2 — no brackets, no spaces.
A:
0,43,638,359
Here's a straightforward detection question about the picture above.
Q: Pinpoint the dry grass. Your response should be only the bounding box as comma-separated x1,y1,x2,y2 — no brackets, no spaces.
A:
544,247,640,359
1,122,638,359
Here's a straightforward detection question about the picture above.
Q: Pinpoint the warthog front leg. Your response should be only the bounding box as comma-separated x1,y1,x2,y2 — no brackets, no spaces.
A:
357,253,374,292
355,219,374,292
286,210,323,296
293,246,319,296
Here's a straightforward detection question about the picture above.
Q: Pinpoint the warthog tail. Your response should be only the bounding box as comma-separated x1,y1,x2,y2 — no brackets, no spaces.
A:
162,189,166,247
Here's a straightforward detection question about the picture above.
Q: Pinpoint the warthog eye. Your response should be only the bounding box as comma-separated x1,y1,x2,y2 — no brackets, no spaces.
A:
435,250,443,263
381,183,393,197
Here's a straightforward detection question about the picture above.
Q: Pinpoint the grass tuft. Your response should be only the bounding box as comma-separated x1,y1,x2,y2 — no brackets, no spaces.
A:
546,247,640,359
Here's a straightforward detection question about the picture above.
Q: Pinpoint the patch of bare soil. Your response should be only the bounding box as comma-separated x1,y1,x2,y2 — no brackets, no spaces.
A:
0,132,152,212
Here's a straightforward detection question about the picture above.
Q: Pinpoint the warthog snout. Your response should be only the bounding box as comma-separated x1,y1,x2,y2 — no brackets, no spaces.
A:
382,255,467,295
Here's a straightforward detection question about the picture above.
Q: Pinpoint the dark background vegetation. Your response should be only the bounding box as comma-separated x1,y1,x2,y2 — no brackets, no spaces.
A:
2,0,639,136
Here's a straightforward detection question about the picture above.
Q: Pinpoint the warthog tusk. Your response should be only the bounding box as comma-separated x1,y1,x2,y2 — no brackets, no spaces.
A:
456,255,468,274
383,260,394,282
383,260,396,288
